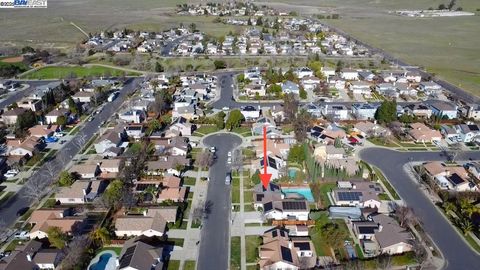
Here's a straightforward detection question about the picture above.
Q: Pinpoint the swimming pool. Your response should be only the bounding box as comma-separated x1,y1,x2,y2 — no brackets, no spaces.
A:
88,251,117,270
282,187,315,202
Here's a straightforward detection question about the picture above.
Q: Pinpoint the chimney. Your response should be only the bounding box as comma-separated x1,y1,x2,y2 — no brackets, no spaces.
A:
82,188,88,196
377,223,383,232
26,254,32,262
445,170,450,176
288,241,293,249
143,209,148,216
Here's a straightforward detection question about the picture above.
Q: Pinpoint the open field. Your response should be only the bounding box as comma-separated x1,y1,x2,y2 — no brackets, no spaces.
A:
262,0,480,96
21,65,140,79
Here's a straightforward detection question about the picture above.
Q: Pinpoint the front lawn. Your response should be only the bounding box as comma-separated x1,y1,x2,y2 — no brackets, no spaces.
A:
230,236,241,270
193,125,220,136
246,236,262,263
167,260,180,270
183,177,196,186
243,190,253,203
184,261,196,270
231,126,252,136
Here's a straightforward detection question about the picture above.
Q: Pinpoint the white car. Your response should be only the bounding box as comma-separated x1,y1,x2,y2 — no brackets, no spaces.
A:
227,151,232,157
54,132,65,137
14,231,30,240
222,107,230,111
209,146,216,153
227,157,232,164
4,169,19,178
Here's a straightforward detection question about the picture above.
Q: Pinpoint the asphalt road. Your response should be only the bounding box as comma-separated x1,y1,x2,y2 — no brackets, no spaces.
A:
359,148,480,270
198,133,242,270
0,77,142,227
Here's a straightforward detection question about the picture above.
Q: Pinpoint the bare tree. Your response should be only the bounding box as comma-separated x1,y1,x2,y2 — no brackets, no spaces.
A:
231,148,243,172
376,254,393,270
42,161,59,181
23,176,50,204
60,235,92,270
395,205,417,228
194,150,214,169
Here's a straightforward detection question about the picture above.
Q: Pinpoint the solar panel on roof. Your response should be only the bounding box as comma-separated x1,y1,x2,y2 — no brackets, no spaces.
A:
282,201,306,210
293,242,310,251
119,245,136,268
264,202,273,212
281,246,293,263
448,173,465,185
338,191,363,201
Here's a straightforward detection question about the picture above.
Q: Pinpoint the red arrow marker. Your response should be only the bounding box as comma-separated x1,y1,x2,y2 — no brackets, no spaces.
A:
260,125,272,189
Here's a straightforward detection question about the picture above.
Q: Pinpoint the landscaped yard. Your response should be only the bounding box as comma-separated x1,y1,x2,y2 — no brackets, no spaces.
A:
193,125,220,136
244,204,256,212
373,167,400,200
310,182,336,208
230,236,241,270
231,126,252,136
184,260,196,270
183,176,196,185
21,65,140,79
232,176,240,204
243,190,253,203
309,211,352,259
245,236,262,263
167,260,180,270
169,238,184,247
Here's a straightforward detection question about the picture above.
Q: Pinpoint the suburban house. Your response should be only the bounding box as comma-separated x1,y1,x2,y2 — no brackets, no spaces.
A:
253,138,290,160
55,180,104,204
117,238,164,270
353,122,390,138
1,108,27,125
322,104,349,120
263,199,310,221
301,76,321,90
260,155,286,180
119,110,145,123
341,69,359,80
321,67,336,77
253,183,283,210
454,124,480,143
45,109,70,124
251,117,280,137
125,125,145,140
408,123,442,143
7,136,42,157
418,81,442,94
310,125,347,145
349,81,371,95
241,105,261,120
423,161,477,191
72,91,95,103
280,81,300,95
114,213,167,238
145,156,190,176
98,159,123,178
245,83,266,97
68,164,100,179
427,100,458,119
0,240,61,270
94,128,127,154
28,209,85,239
331,181,384,210
169,117,196,136
403,104,432,118
151,136,190,156
28,125,57,139
157,186,187,203
351,103,379,120
294,67,313,78
467,104,480,120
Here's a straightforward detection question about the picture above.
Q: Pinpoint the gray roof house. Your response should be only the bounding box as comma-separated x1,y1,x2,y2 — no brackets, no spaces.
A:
117,238,164,270
94,128,126,154
281,81,300,95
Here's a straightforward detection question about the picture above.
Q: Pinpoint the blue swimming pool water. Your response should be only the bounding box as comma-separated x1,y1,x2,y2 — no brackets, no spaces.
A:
89,253,113,270
282,187,315,202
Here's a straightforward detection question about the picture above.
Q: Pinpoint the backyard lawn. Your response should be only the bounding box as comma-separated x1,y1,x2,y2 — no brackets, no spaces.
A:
230,236,241,270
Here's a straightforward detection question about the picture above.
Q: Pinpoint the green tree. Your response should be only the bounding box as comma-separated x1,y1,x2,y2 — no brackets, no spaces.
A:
155,62,164,72
47,226,68,249
299,87,307,99
375,100,397,124
58,171,75,186
226,110,244,131
148,119,161,133
56,115,68,126
90,227,111,246
103,179,124,208
213,60,227,70
15,110,36,138
288,144,306,164
251,169,261,185
256,17,263,26
458,218,473,236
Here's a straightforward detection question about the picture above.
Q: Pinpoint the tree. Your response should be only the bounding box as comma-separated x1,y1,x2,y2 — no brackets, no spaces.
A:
256,17,263,26
47,226,68,249
155,62,164,72
195,150,215,169
90,227,111,246
23,176,50,203
251,169,261,185
438,4,447,10
213,60,227,69
458,217,473,235
395,205,417,228
226,110,244,130
443,201,456,215
56,115,68,126
15,109,36,137
283,93,298,123
103,179,124,208
151,90,172,115
58,170,75,186
299,87,307,99
375,100,397,124
288,144,305,164
60,235,91,270
293,110,312,143
147,119,161,133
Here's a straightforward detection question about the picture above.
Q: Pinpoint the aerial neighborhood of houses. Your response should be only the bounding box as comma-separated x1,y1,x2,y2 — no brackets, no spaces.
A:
0,1,480,270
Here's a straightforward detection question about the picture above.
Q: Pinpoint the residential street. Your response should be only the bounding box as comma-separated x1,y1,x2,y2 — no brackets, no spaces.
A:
0,77,142,228
360,148,480,270
197,133,242,270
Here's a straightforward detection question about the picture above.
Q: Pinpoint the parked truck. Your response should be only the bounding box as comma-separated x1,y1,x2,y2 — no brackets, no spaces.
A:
107,91,119,102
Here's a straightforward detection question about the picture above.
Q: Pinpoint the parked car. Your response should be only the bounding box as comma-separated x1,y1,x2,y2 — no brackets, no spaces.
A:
225,172,231,185
3,169,19,178
14,231,30,240
16,207,30,217
209,146,216,153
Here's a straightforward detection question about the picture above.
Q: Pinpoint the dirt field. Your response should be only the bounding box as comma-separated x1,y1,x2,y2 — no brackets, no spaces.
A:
0,56,23,63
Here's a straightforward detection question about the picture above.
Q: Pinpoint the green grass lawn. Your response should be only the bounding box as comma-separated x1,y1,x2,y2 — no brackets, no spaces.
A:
378,193,391,201
183,260,196,270
243,190,253,203
245,236,262,263
183,177,196,186
373,167,401,200
244,204,256,212
193,125,220,136
232,176,240,204
0,191,15,206
167,260,180,270
230,236,241,270
98,246,122,255
22,65,140,79
231,126,252,136
169,238,184,247
318,182,336,208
